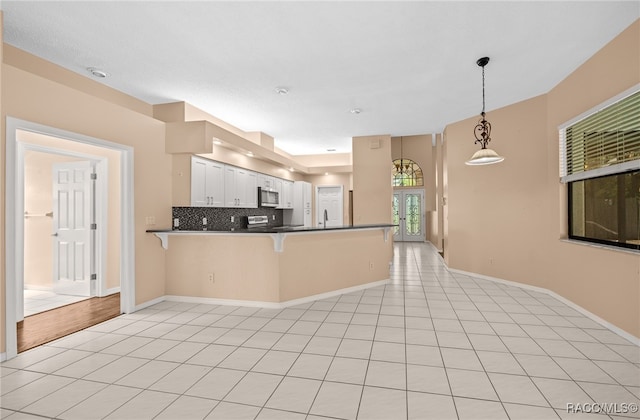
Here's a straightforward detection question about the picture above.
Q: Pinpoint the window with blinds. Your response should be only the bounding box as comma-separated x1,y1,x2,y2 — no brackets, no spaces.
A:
560,89,640,183
561,87,640,250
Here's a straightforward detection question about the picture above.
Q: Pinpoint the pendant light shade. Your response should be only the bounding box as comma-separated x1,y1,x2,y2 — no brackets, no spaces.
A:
465,148,504,165
465,57,504,166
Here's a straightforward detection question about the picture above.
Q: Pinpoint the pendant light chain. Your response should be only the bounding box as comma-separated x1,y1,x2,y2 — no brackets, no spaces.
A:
474,57,492,150
481,64,486,116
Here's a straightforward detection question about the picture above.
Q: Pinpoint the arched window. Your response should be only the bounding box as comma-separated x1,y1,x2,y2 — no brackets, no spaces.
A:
392,159,423,187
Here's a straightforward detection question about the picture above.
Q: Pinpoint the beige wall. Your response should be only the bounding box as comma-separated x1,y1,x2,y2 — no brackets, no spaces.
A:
428,133,444,249
278,230,392,301
352,135,392,224
164,230,393,303
166,235,280,302
444,20,640,337
1,46,172,353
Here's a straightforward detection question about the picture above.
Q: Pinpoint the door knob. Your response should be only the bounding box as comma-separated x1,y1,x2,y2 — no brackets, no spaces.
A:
52,233,58,237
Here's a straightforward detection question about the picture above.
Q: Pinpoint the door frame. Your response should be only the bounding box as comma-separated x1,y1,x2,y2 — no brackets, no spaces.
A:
5,117,136,360
315,185,344,227
393,188,426,242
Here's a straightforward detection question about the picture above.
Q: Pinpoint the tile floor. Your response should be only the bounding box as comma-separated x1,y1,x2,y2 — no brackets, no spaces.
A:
23,290,90,317
2,242,639,420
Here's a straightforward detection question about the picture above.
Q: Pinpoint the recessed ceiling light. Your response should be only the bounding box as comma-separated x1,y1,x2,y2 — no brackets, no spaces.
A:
274,87,289,95
87,67,108,78
289,167,295,172
246,151,254,157
324,172,329,176
350,108,361,114
326,148,336,152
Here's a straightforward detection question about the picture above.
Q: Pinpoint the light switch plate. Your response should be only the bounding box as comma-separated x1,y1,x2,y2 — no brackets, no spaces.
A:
203,217,207,225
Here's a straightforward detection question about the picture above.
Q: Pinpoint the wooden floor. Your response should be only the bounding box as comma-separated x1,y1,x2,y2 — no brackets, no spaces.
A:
18,293,121,353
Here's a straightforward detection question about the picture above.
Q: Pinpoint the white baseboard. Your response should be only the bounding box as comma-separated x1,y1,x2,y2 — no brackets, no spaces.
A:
0,352,6,362
105,287,121,296
134,295,166,312
137,279,391,312
164,295,283,309
448,268,640,346
281,279,390,308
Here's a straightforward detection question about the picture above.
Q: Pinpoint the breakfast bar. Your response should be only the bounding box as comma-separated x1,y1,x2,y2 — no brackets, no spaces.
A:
148,224,394,306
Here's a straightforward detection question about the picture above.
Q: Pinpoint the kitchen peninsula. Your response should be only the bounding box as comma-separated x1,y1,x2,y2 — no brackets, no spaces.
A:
148,224,394,306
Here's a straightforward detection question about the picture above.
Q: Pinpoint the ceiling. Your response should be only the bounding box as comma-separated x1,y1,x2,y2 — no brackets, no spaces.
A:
1,1,638,156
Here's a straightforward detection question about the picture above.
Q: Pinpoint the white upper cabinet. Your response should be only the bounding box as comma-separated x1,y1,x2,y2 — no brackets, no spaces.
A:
239,169,258,208
281,180,294,209
191,156,225,207
257,173,273,190
225,165,258,208
192,156,291,210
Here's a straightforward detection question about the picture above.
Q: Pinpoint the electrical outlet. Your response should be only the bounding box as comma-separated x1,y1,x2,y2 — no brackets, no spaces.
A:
208,273,215,283
203,217,207,225
173,218,179,228
272,215,276,220
145,216,155,226
231,216,235,223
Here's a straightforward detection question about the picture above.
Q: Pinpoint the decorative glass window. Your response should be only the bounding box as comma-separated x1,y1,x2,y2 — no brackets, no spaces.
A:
392,159,423,187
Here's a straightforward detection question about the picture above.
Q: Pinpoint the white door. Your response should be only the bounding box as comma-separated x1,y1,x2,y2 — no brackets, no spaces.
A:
317,186,343,227
52,161,94,296
393,189,425,242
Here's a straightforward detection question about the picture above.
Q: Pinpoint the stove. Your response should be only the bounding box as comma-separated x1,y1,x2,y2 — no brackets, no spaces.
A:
247,215,269,229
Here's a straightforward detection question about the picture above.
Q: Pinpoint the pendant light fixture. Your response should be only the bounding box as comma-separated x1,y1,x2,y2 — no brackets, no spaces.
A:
394,136,411,175
465,57,505,166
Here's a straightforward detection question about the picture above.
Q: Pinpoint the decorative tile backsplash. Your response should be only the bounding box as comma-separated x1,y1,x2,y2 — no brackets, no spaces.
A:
172,207,284,231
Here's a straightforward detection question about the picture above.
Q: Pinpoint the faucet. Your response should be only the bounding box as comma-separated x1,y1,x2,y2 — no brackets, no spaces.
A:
323,209,328,228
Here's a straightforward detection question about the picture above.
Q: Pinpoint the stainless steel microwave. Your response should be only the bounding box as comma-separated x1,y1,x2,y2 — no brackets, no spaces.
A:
258,187,279,207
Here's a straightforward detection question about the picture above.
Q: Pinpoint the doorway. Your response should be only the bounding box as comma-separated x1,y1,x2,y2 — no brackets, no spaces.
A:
316,185,343,227
23,153,99,317
5,117,136,360
393,189,425,242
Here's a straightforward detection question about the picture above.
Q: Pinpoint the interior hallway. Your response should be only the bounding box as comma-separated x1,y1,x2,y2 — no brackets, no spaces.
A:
1,242,638,419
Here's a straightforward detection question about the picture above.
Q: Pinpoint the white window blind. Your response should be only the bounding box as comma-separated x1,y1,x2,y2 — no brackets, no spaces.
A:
560,88,640,183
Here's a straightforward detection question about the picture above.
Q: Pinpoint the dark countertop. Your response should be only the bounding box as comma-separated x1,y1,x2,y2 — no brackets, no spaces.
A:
147,223,396,234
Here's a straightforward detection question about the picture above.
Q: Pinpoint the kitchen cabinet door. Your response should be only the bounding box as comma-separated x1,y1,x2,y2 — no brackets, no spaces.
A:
282,180,294,209
191,157,208,206
225,166,258,208
191,156,225,207
206,161,225,207
224,165,238,207
243,171,258,208
273,177,283,208
257,173,272,189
